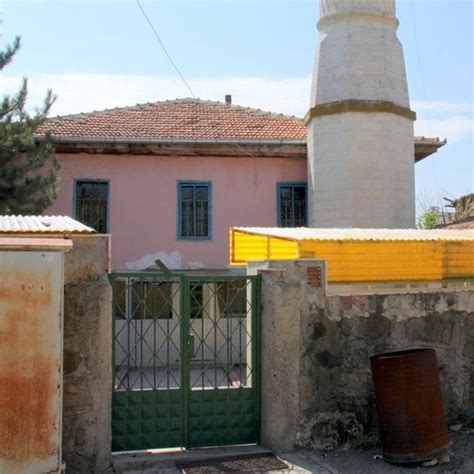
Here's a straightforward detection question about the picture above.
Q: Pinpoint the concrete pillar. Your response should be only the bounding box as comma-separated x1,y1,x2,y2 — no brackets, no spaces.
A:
306,0,416,228
247,259,327,452
62,236,112,473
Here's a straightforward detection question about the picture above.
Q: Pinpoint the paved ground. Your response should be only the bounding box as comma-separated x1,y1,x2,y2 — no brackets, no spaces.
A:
114,431,474,473
281,431,474,473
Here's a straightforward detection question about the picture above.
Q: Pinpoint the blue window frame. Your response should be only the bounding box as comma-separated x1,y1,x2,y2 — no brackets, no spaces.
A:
177,181,212,239
277,182,307,227
74,179,109,233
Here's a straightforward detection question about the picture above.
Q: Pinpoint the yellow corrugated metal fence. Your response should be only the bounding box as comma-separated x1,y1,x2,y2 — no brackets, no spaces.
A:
230,228,474,284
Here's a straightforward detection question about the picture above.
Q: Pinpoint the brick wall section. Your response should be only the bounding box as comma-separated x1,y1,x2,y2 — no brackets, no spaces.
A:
250,259,474,452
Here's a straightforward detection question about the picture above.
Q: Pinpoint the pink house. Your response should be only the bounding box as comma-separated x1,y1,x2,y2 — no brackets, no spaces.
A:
39,98,444,270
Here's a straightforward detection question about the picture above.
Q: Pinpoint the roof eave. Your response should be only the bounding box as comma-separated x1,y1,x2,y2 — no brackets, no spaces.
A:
37,135,447,163
414,137,447,163
37,134,307,146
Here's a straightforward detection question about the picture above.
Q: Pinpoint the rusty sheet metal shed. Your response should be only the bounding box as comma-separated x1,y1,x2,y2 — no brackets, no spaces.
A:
0,225,77,473
0,237,72,473
230,227,474,284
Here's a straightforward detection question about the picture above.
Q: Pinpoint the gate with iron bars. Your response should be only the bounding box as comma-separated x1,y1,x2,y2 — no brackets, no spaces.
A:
110,263,261,451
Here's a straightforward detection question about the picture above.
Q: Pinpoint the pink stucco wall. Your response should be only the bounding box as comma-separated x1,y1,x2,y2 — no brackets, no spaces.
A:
45,153,307,270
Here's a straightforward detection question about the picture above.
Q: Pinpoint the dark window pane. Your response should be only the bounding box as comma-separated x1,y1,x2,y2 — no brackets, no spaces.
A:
195,199,208,237
179,183,210,238
294,186,307,226
114,279,126,320
181,199,194,237
190,283,203,319
293,186,306,201
195,186,208,201
75,181,108,233
181,186,194,200
280,187,292,200
278,184,307,227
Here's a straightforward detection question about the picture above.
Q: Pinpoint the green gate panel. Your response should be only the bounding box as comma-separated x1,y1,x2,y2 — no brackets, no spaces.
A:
111,268,261,452
188,388,257,448
112,390,184,451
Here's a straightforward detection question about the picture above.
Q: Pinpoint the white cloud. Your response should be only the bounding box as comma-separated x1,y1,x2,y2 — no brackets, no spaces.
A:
415,116,474,144
0,73,311,117
411,100,473,116
1,72,472,143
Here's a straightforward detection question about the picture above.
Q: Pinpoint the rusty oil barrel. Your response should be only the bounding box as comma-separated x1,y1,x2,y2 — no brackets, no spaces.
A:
370,348,450,463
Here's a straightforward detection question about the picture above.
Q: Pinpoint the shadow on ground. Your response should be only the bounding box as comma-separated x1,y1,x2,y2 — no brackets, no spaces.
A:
281,431,474,473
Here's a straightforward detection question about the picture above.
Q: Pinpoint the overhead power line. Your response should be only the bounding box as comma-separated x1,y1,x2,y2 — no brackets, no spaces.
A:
410,0,442,210
136,0,196,98
135,0,260,189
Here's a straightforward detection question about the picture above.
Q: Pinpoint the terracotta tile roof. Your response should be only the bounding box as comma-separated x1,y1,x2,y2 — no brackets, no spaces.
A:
38,98,306,141
37,98,447,163
438,217,474,230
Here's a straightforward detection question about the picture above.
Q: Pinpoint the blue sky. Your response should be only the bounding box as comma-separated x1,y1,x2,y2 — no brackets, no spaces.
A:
1,0,473,212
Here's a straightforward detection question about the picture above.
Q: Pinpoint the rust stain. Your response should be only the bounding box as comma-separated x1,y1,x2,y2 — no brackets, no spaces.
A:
370,349,450,463
0,271,53,357
0,269,59,467
0,270,53,308
0,355,57,466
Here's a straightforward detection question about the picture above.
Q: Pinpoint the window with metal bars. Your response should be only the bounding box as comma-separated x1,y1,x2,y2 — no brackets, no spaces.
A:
74,180,109,233
177,181,212,239
217,280,248,318
114,279,173,320
277,182,307,227
189,281,247,319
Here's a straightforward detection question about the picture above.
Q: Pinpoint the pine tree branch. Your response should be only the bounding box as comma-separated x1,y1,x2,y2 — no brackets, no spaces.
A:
0,36,60,214
0,78,28,119
0,36,20,71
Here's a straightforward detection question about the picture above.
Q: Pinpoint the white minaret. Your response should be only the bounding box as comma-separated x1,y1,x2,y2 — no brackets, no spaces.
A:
306,0,416,228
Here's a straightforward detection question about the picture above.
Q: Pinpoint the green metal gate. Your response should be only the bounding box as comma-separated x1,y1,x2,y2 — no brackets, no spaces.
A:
110,264,261,451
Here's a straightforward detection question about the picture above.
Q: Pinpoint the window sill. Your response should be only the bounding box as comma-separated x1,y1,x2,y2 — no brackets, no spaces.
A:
177,237,213,242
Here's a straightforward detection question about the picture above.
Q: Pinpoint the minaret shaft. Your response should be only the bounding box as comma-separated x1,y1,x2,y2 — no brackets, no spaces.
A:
307,0,416,228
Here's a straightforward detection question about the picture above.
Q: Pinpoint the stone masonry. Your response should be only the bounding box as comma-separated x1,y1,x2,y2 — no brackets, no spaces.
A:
63,236,112,473
249,259,474,452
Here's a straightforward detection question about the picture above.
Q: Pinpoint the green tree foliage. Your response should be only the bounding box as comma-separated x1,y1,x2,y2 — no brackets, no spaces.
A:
417,208,442,229
0,36,60,214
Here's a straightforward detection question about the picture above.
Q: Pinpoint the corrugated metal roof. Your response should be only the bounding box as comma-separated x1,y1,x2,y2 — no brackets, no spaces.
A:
0,216,95,234
233,227,474,241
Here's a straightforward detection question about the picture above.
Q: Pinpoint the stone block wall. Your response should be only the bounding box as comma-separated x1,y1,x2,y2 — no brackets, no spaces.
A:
63,236,112,473
251,260,474,452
